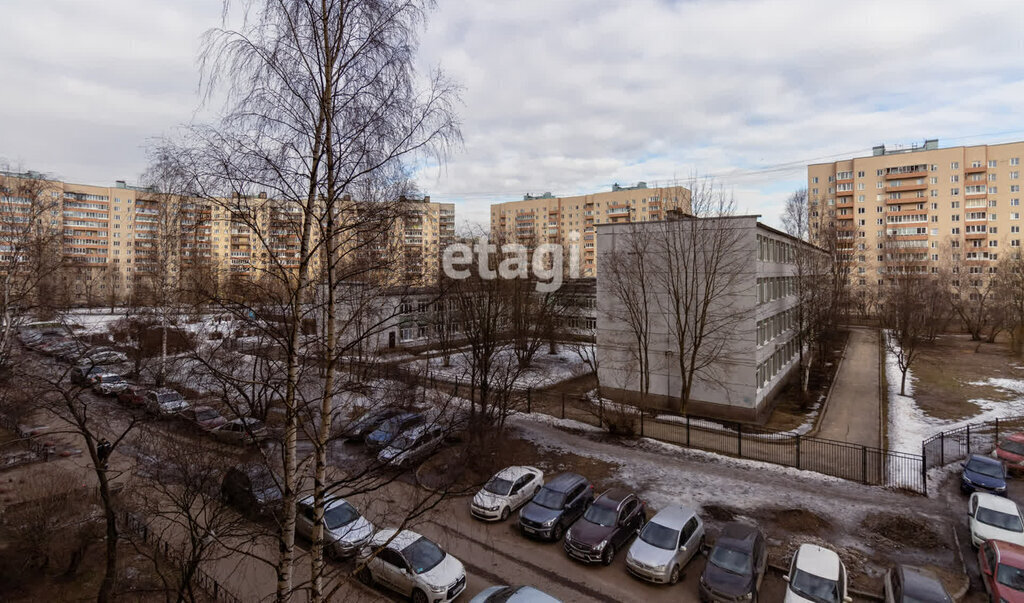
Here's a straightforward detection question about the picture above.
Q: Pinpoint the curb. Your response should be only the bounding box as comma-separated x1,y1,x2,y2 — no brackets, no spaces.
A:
949,525,971,601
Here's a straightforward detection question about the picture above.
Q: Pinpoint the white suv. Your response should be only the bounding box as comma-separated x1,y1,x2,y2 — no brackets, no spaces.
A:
357,528,466,603
784,543,851,603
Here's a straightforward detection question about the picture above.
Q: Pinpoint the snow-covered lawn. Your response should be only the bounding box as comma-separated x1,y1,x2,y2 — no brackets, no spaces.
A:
402,344,593,390
886,338,1024,455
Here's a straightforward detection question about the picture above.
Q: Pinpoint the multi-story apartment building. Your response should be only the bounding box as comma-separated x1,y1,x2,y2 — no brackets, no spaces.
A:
596,216,824,423
0,171,454,305
490,182,691,276
808,139,1024,304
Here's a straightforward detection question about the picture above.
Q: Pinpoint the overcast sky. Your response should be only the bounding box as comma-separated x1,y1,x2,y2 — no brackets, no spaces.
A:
2,0,1024,229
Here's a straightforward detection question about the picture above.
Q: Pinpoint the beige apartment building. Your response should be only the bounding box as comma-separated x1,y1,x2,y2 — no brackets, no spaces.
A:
0,171,454,306
808,139,1024,305
489,182,691,276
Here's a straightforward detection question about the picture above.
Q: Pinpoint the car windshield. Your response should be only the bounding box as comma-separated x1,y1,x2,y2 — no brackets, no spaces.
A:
998,563,1024,592
158,392,183,404
790,569,840,603
196,409,219,421
583,504,618,527
967,458,1004,478
976,507,1024,532
323,501,360,530
103,375,124,383
639,521,679,550
484,477,513,496
389,432,418,450
709,545,752,575
1002,440,1024,457
531,487,566,510
402,537,445,575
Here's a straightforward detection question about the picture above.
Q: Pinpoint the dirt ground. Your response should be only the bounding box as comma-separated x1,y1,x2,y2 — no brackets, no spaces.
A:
911,333,1023,421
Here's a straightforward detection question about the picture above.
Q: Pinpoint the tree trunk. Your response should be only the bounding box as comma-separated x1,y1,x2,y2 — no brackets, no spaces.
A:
899,368,907,396
96,469,118,603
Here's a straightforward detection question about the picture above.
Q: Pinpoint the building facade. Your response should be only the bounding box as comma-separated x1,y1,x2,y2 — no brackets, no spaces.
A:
0,171,455,305
596,216,823,423
807,139,1024,308
490,182,691,276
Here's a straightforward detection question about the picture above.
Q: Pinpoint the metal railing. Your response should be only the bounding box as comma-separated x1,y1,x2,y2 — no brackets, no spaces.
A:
121,511,243,603
922,415,1024,470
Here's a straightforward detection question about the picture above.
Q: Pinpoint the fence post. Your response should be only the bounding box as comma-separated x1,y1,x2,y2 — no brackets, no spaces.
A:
996,417,1001,445
861,446,868,484
922,442,929,495
795,434,801,469
561,393,566,419
686,414,691,447
527,388,532,414
639,409,644,437
940,432,945,466
737,423,743,458
967,424,971,455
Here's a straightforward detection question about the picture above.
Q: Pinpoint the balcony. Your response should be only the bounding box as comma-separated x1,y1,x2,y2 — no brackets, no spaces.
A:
965,165,987,175
965,231,988,240
964,191,988,199
836,214,854,221
835,196,854,208
884,182,928,193
607,206,630,216
885,169,927,180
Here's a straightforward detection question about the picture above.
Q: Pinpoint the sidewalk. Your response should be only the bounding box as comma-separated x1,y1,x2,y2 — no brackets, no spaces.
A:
815,327,882,448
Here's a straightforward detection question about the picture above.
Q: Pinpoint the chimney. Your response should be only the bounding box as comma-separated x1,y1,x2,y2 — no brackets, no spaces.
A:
115,180,127,189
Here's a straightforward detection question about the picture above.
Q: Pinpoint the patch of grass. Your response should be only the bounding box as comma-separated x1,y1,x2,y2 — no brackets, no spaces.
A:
912,335,1019,422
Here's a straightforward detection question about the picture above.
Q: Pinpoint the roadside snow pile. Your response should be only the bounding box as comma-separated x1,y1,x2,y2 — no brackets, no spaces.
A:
404,345,593,390
885,334,929,455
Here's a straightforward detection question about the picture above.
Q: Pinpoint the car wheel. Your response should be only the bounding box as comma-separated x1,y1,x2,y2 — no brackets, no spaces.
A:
500,506,510,521
669,565,680,585
699,534,706,552
357,566,374,585
552,524,564,541
411,588,428,603
601,543,615,566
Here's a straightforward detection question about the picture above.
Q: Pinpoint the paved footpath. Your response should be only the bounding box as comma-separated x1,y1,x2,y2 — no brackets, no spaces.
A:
815,327,881,448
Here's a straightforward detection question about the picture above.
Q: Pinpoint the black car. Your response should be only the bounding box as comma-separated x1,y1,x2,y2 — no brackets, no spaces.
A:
884,565,952,603
519,472,594,541
221,464,283,517
699,522,767,602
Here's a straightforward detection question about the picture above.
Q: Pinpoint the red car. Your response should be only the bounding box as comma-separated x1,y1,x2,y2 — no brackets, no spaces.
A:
979,539,1024,603
117,385,148,407
182,405,228,431
996,433,1024,474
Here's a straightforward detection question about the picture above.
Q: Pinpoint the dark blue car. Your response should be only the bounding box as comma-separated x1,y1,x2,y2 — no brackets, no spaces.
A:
961,454,1007,495
364,412,423,450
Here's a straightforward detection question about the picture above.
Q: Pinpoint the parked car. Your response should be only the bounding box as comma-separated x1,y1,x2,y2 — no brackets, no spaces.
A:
364,412,423,450
518,472,594,541
625,504,704,585
469,586,561,603
212,417,268,445
969,492,1024,547
70,365,105,386
783,543,850,603
699,522,767,600
377,424,445,467
45,339,79,356
962,454,1008,495
78,349,129,366
181,405,227,431
145,388,190,416
471,466,545,522
336,407,405,440
56,342,90,362
92,373,129,396
978,540,1024,603
996,433,1024,474
883,564,952,603
564,488,645,565
221,464,282,516
295,494,374,558
356,528,467,603
117,385,148,407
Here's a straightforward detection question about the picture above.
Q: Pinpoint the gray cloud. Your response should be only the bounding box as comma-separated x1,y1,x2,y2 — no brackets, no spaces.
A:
2,0,1023,231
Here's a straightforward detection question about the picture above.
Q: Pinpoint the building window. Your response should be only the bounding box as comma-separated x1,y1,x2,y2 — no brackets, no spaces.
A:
990,160,999,168
951,162,960,169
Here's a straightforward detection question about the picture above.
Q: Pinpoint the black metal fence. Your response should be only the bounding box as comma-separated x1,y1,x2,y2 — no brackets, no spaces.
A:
525,389,929,494
121,511,243,603
0,411,54,465
922,415,1024,470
